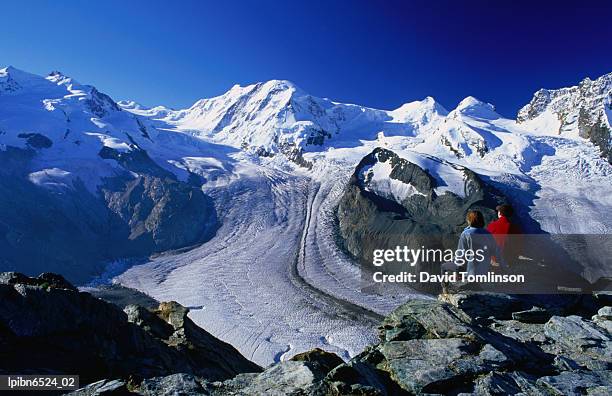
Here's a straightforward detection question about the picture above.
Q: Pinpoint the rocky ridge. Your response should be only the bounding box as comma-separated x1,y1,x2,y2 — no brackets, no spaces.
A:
2,272,609,395
0,272,260,387
62,284,612,395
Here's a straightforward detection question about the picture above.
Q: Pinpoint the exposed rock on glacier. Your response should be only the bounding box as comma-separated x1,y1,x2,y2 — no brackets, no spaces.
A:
336,147,506,290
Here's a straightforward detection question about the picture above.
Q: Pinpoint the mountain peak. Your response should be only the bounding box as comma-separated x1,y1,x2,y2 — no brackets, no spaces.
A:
262,79,297,89
390,96,448,123
0,65,53,93
453,96,499,119
45,70,83,89
1,65,37,79
0,65,16,75
456,95,486,108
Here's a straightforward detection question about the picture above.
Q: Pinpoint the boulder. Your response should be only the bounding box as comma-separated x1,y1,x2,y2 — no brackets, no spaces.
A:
68,379,131,396
536,371,612,395
595,306,612,320
290,348,345,375
544,315,611,353
380,299,474,341
379,338,509,394
440,292,523,320
139,374,209,396
511,306,552,324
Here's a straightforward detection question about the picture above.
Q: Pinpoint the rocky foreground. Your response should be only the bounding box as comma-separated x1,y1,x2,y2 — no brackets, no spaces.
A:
1,273,610,395
0,272,260,385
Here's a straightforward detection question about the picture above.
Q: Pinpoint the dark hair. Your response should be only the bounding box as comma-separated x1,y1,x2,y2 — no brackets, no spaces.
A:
466,210,485,228
496,204,514,217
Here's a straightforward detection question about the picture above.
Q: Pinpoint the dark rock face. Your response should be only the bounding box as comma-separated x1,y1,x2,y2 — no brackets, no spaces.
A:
105,174,213,253
98,146,217,254
336,148,506,289
0,147,113,283
0,144,217,284
0,273,260,386
85,87,122,118
17,132,53,148
578,109,612,164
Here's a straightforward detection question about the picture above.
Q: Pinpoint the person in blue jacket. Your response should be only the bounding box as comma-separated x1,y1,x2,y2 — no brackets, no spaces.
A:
440,210,505,293
457,210,504,276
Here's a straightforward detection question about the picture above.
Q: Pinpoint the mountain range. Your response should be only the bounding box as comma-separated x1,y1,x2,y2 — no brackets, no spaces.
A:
0,65,610,365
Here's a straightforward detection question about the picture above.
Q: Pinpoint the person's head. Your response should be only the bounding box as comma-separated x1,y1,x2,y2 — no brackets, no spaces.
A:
466,210,485,228
496,204,514,218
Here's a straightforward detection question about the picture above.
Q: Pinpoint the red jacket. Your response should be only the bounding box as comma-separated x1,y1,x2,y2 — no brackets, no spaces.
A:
487,216,522,250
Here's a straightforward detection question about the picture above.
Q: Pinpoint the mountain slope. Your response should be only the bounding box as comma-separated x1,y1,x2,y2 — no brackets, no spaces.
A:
0,67,220,282
517,72,612,163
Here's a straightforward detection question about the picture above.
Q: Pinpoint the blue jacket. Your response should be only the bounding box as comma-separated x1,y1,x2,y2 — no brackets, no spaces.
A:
457,226,504,276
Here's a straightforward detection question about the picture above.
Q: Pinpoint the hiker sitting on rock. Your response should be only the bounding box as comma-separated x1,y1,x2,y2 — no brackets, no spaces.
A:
487,204,523,265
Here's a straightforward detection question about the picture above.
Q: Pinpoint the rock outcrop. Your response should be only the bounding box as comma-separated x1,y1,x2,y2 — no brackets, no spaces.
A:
0,272,260,387
67,289,611,395
336,148,506,291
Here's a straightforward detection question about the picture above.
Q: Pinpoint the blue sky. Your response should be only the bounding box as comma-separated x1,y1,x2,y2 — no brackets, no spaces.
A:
1,0,611,117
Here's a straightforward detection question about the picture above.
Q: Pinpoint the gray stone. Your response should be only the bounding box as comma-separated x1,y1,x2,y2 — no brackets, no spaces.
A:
587,385,612,395
544,315,611,352
472,372,523,396
491,320,547,344
595,306,612,320
553,355,583,371
140,374,209,396
440,292,523,320
378,338,509,394
511,306,552,324
290,348,344,375
536,371,612,395
68,379,130,396
380,299,475,342
234,361,321,395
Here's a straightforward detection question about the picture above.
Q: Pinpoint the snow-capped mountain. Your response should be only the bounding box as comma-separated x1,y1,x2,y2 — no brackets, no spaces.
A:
123,80,447,159
517,72,612,163
0,66,219,282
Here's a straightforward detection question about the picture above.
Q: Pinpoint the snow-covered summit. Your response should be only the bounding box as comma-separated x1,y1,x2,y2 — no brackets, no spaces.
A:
517,72,612,125
450,96,500,120
1,66,64,95
123,81,454,156
389,96,448,125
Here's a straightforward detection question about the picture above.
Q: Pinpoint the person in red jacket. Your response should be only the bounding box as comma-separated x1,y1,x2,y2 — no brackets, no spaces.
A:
487,204,522,265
